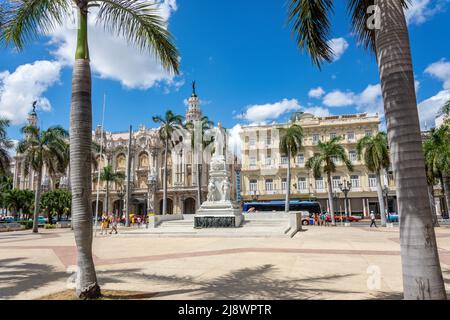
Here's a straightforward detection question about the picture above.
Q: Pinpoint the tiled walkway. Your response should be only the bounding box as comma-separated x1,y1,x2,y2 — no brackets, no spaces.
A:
1,226,450,300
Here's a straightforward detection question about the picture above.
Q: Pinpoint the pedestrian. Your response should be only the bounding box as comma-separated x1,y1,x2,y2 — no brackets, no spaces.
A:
100,214,108,235
110,215,118,235
137,215,142,228
314,214,319,226
370,211,377,228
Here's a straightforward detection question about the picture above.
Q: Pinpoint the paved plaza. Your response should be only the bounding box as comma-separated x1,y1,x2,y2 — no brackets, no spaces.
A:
1,224,450,300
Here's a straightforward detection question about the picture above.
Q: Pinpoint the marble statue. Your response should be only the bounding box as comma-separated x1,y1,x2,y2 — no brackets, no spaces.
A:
207,179,216,202
213,122,225,158
222,177,231,201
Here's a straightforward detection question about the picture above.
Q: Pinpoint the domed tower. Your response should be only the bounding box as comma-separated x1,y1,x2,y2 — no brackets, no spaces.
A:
27,101,38,128
185,81,202,123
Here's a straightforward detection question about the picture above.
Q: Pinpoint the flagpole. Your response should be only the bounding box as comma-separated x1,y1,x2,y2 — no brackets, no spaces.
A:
94,93,106,236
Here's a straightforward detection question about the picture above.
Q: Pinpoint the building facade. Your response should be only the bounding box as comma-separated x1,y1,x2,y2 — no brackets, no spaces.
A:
239,112,398,217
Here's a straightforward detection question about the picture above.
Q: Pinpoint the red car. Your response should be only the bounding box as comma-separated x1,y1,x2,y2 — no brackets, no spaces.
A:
326,214,362,222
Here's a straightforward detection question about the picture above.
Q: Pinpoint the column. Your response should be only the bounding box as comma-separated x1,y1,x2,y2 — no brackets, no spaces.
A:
362,198,367,217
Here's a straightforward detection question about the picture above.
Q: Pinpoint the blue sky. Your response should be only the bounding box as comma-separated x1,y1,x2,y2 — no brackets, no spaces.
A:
1,0,450,142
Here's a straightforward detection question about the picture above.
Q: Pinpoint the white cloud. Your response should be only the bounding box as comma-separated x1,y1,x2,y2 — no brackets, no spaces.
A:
405,0,448,25
425,59,450,89
238,98,301,123
228,124,242,159
327,38,349,62
303,106,331,117
48,0,180,90
418,90,450,129
0,60,62,125
308,87,325,99
323,90,355,107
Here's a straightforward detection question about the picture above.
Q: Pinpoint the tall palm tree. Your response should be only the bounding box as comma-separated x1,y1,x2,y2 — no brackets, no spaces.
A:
287,0,446,300
186,116,214,209
424,125,450,221
279,124,304,213
2,0,179,299
153,111,183,215
17,125,68,233
98,165,124,217
0,118,13,175
357,132,390,227
306,136,353,225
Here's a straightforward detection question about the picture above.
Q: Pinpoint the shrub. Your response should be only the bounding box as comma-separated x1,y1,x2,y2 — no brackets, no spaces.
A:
17,220,33,229
44,224,56,229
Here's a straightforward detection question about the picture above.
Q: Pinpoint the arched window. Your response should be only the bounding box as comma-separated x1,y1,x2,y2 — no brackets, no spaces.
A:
116,154,126,170
138,152,149,168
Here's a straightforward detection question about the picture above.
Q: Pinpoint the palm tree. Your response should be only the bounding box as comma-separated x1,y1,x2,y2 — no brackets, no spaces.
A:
424,125,450,221
306,136,353,225
2,0,179,299
279,124,304,213
0,174,13,214
357,132,390,227
98,165,125,217
17,125,68,233
287,0,446,300
153,111,184,215
186,116,214,209
0,118,13,175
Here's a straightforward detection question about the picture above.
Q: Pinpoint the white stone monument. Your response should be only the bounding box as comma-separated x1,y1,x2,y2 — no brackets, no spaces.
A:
194,122,244,228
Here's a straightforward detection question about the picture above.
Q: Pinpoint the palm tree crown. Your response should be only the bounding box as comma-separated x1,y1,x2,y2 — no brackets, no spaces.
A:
356,132,390,173
153,111,184,142
0,118,13,175
99,165,125,185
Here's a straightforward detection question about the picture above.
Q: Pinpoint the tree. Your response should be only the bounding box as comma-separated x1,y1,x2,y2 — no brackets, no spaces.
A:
153,111,184,215
0,118,13,175
186,116,214,209
40,189,72,223
424,125,450,221
287,0,446,300
17,125,68,233
2,0,179,299
3,188,34,219
98,165,124,216
306,136,353,225
279,124,304,213
0,174,13,213
357,132,390,226
441,100,450,119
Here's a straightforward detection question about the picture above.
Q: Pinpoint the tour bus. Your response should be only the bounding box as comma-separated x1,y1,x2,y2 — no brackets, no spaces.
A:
243,201,321,215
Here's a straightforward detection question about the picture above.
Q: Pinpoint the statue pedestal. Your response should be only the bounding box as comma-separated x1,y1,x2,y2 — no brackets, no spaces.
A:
194,155,244,228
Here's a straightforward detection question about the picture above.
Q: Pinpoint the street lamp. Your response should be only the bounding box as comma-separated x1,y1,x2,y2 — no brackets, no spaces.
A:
117,185,125,223
333,190,340,224
383,186,389,217
339,179,352,223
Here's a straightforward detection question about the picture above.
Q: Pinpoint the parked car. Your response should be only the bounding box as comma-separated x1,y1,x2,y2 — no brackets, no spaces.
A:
326,214,362,223
29,216,47,226
1,216,15,223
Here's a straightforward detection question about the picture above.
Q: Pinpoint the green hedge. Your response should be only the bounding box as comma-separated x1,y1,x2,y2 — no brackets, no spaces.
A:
16,220,33,229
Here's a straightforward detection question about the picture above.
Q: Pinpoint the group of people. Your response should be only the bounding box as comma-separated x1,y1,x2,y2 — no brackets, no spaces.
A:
313,213,330,226
100,214,120,235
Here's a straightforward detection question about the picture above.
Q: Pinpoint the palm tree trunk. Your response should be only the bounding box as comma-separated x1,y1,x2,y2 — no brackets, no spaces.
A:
162,139,168,215
427,183,439,227
125,125,133,227
376,171,386,227
442,175,450,218
285,151,291,213
375,0,446,299
70,8,100,299
326,172,335,225
105,182,109,215
32,168,42,233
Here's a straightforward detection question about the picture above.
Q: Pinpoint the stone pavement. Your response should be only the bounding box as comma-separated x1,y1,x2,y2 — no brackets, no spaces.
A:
1,225,450,300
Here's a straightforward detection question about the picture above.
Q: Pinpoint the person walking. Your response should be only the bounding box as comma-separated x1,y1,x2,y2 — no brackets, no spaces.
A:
109,215,118,235
100,214,108,235
370,211,378,228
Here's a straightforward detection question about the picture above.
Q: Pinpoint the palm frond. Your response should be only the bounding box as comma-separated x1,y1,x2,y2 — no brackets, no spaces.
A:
287,0,334,68
95,0,179,74
1,0,70,49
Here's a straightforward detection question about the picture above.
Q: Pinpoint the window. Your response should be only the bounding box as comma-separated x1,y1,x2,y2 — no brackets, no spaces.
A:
297,154,305,165
369,174,377,188
349,150,357,162
250,180,258,192
281,178,287,191
249,138,256,146
332,176,341,189
331,155,339,164
249,156,257,166
365,130,372,137
266,131,272,145
265,179,274,191
298,177,307,190
315,177,324,190
347,132,355,142
313,134,320,144
265,157,272,166
281,156,288,165
350,175,360,188
330,132,337,140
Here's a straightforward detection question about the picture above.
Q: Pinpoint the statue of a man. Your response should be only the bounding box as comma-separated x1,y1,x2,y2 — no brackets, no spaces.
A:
213,122,225,158
207,179,216,202
222,177,231,201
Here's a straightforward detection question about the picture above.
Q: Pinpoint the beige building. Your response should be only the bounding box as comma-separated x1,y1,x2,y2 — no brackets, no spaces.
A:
239,112,398,217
